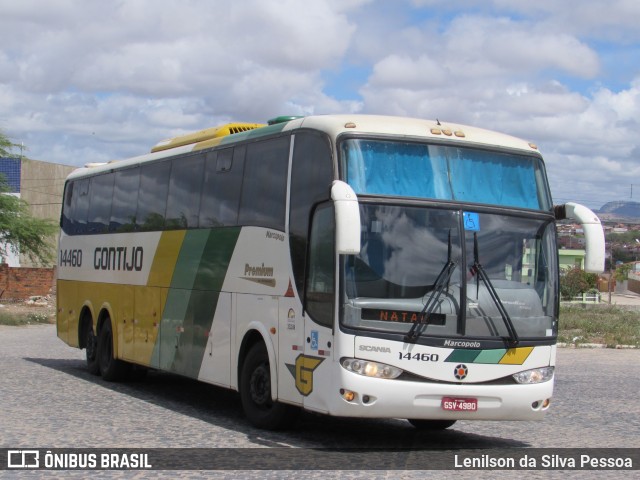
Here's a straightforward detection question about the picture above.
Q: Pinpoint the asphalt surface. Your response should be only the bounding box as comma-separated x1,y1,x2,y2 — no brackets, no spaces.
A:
0,324,638,479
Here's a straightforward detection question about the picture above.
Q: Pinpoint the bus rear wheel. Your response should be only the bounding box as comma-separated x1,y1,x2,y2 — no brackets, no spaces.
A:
407,419,457,430
240,342,298,430
97,317,129,381
84,321,100,376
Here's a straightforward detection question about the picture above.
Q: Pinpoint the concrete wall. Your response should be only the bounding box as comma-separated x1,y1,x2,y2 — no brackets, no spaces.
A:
628,271,640,295
19,158,76,267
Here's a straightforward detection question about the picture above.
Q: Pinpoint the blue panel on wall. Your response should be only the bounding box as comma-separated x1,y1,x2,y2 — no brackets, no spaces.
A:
0,157,21,192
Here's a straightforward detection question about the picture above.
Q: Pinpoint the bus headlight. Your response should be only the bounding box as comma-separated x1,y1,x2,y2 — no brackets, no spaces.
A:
512,367,554,384
341,358,403,379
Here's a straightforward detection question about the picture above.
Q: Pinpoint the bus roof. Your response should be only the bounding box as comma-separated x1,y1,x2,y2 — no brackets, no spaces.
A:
66,114,541,181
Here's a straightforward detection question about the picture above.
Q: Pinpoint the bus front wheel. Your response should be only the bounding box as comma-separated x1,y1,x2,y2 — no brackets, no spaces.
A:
97,317,129,381
407,419,457,430
240,342,298,430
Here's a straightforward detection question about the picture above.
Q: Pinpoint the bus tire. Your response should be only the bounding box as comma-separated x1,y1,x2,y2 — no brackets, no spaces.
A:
407,419,457,430
240,342,298,430
97,317,129,382
83,320,100,376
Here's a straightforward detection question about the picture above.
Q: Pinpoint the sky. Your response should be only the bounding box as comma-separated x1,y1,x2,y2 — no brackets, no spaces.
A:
1,0,639,211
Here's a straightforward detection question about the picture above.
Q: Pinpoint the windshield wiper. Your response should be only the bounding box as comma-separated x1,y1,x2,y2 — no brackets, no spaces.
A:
405,231,457,343
470,233,519,346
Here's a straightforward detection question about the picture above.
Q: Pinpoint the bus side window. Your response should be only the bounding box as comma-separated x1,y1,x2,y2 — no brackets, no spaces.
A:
166,154,205,229
72,178,90,235
200,147,244,227
61,181,74,232
110,167,140,232
238,137,289,230
87,173,115,234
136,161,171,231
305,204,335,328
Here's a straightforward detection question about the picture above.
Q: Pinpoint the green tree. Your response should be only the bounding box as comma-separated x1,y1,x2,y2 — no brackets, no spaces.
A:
559,266,598,300
0,129,22,157
615,263,632,283
0,131,57,265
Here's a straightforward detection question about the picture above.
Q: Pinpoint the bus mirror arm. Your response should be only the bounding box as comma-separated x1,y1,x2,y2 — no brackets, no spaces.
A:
555,202,605,273
331,181,361,255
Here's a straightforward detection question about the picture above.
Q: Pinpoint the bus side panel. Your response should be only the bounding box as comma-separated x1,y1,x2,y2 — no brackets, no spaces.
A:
150,227,240,377
57,280,129,350
56,279,75,346
277,297,304,406
115,285,134,361
197,291,232,387
133,285,162,366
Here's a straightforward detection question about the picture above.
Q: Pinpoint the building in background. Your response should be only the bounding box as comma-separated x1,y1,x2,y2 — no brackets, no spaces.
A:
0,157,76,267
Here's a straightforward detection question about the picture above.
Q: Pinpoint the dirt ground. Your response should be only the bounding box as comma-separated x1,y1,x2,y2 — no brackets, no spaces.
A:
0,295,57,322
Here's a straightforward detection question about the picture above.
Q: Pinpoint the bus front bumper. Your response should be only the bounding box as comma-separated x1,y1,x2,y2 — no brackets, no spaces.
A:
323,370,554,421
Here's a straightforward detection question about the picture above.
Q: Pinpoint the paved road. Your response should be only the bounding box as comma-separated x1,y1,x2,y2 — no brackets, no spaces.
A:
1,325,638,479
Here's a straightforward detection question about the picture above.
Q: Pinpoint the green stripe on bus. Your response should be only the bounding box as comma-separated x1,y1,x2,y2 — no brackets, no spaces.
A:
473,349,508,364
169,229,211,289
192,227,241,291
444,349,482,363
154,227,241,377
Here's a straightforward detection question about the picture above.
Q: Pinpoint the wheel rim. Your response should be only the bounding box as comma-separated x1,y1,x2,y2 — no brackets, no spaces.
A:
249,362,272,409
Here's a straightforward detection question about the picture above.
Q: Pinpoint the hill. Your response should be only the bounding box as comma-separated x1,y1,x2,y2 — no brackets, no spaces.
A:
597,201,640,221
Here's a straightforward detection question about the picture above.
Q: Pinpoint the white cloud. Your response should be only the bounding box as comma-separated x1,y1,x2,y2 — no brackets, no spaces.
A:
0,0,639,212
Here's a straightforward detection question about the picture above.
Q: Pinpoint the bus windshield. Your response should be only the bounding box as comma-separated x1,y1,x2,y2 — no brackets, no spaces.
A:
341,204,557,341
341,139,552,211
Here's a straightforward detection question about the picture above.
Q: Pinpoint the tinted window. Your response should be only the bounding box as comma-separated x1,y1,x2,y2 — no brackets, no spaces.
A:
166,154,205,229
136,161,171,231
87,174,114,233
110,167,140,232
199,147,245,227
72,178,90,234
306,203,335,327
61,182,74,232
238,136,290,229
289,131,333,295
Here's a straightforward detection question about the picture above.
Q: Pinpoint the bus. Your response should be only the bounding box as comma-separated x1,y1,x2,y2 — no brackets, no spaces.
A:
57,114,605,430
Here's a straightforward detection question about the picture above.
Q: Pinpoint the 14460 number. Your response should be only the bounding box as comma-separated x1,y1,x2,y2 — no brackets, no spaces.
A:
398,352,439,362
59,249,82,267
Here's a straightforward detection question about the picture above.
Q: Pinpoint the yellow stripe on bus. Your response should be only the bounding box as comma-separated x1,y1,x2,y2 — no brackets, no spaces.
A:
146,230,186,287
498,347,534,365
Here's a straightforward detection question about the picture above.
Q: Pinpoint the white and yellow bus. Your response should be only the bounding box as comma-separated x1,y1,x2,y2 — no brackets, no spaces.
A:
57,114,604,430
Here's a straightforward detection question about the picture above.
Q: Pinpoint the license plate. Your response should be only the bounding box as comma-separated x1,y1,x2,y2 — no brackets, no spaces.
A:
441,397,478,411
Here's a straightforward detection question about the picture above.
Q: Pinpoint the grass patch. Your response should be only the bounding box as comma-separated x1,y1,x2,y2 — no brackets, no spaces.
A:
0,310,54,326
559,305,640,347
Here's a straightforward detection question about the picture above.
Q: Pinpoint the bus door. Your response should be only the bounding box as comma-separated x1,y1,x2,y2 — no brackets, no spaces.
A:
301,204,336,413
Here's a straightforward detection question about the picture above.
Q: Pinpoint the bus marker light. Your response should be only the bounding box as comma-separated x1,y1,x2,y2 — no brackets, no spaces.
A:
543,399,551,408
344,122,357,128
270,327,276,335
340,389,356,402
454,130,465,137
430,128,442,135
